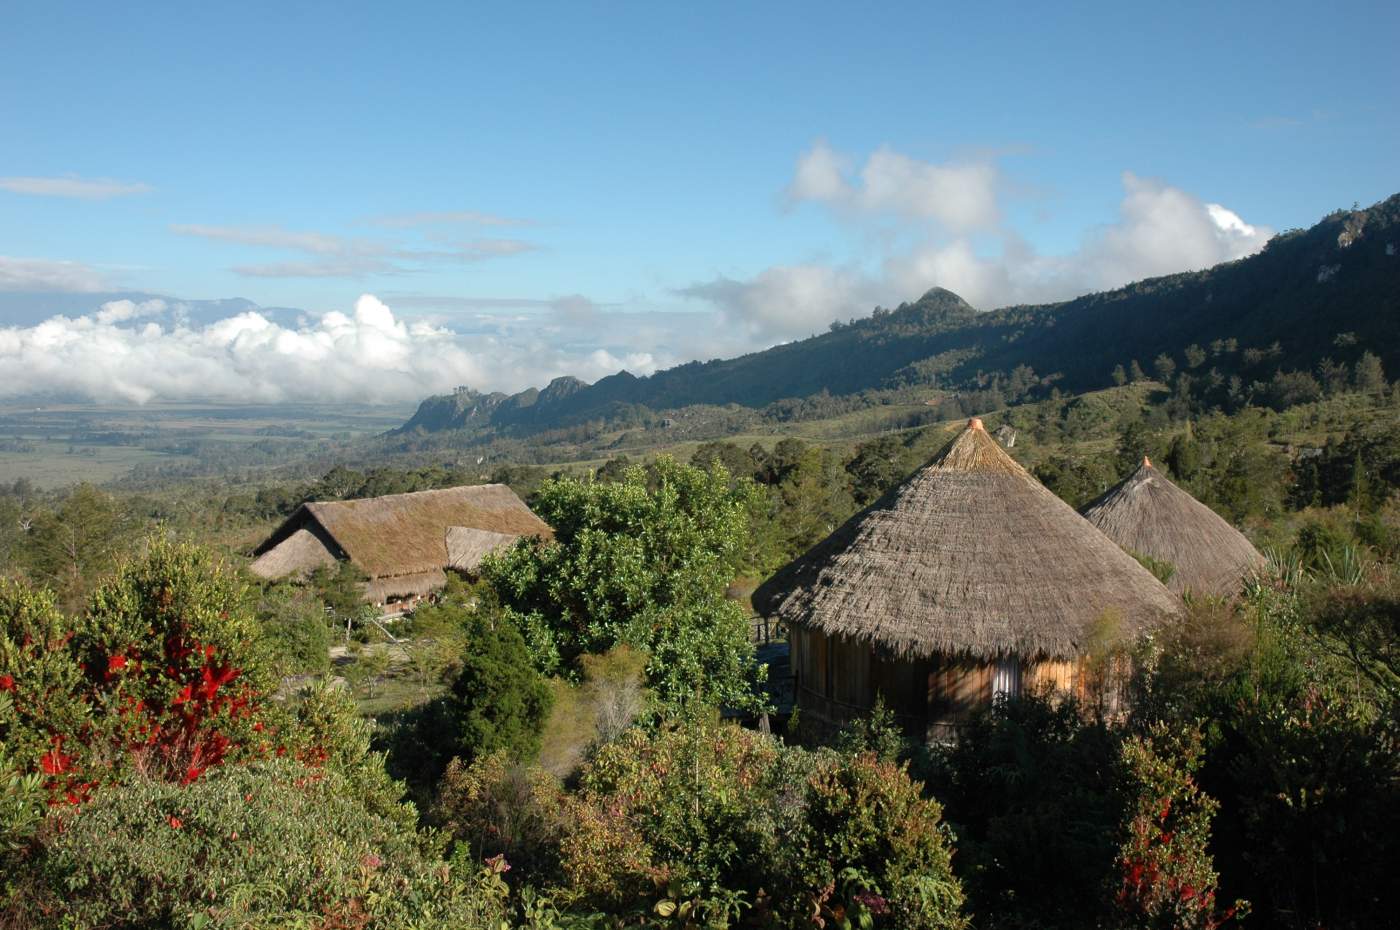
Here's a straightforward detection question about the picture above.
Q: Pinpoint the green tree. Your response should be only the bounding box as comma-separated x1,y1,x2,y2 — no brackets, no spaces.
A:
1130,360,1147,383
446,610,553,765
846,435,909,506
308,560,368,626
482,457,764,712
1153,353,1178,384
254,582,331,677
1165,432,1202,482
1353,351,1386,395
1113,364,1129,386
1117,421,1158,477
1317,357,1350,396
1183,344,1207,370
18,484,130,609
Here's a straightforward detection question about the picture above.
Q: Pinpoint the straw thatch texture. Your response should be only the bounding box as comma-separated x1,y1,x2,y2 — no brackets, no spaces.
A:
446,526,521,574
753,421,1181,660
248,526,340,580
1080,459,1267,597
251,484,551,599
366,570,448,604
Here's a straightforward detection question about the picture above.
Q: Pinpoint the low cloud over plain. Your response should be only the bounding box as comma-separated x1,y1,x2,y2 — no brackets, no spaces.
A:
3,144,1278,404
0,294,669,405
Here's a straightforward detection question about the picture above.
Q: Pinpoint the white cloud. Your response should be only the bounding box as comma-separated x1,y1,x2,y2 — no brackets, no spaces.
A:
788,141,1000,231
94,298,167,324
677,265,882,343
0,294,678,404
686,153,1274,337
0,256,110,292
173,222,538,278
231,259,397,278
170,224,367,256
366,210,535,228
0,175,152,199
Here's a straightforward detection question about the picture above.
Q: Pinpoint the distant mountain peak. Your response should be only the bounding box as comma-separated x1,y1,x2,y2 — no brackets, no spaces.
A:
915,287,975,311
392,191,1399,440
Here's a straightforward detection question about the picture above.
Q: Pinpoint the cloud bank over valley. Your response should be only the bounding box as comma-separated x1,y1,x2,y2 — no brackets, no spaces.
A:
1,144,1279,405
0,294,669,405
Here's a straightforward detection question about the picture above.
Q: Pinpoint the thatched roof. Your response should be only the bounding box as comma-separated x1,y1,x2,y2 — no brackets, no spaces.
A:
753,419,1181,661
446,526,522,574
1080,457,1267,597
251,484,551,597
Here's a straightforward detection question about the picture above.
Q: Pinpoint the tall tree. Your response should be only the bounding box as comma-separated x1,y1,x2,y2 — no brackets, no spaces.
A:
1354,351,1387,394
481,458,764,711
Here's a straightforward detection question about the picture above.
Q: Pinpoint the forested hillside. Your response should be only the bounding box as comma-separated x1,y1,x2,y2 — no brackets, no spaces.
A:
398,193,1400,441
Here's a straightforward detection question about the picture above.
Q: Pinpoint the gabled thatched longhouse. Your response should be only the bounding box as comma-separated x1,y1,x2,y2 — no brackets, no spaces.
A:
753,418,1180,739
250,485,551,607
1080,457,1266,597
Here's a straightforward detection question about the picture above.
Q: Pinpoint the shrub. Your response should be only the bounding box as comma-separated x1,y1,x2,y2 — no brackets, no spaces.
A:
1114,724,1245,929
784,751,967,930
434,750,568,883
557,721,788,920
253,582,331,677
7,759,507,930
924,694,1123,929
0,540,289,804
520,720,967,928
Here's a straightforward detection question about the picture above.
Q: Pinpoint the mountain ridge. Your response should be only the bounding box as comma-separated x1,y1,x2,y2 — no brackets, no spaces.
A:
396,194,1400,439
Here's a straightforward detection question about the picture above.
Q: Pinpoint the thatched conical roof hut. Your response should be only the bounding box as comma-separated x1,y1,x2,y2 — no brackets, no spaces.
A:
754,419,1180,738
1080,457,1266,597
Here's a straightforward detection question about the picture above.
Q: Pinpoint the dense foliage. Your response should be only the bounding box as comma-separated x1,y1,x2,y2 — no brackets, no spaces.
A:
0,543,507,928
436,720,968,929
481,457,765,712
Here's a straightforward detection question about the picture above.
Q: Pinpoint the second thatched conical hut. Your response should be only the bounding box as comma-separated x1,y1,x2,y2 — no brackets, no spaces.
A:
1080,457,1267,597
753,418,1181,739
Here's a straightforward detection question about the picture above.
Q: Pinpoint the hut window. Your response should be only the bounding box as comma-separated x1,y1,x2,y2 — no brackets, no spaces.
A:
992,657,1022,701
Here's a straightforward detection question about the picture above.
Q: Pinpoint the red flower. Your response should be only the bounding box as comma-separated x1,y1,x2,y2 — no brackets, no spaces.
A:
168,816,183,829
40,739,73,775
107,654,128,673
0,674,14,691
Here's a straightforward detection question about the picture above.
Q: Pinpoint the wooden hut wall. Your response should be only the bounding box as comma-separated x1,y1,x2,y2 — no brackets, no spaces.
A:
1026,658,1076,694
793,628,929,733
794,628,1095,740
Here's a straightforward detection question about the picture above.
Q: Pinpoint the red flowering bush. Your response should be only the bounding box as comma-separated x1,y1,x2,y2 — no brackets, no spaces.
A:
1115,723,1246,929
0,540,289,810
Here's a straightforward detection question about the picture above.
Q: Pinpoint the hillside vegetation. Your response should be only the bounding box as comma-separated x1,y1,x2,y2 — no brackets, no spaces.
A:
394,194,1400,448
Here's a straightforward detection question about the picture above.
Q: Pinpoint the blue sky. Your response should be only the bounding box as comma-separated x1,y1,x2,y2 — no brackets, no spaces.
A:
1,1,1396,402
